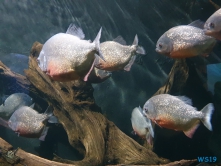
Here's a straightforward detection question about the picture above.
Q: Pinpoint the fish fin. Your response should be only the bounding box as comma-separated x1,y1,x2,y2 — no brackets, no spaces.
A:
146,133,153,145
0,117,9,129
138,106,146,117
145,122,154,138
83,58,96,81
16,132,20,137
201,103,214,131
30,103,35,109
96,68,112,79
153,118,162,128
1,95,10,105
93,27,106,62
48,116,59,123
66,23,85,39
175,96,192,105
183,122,200,138
39,127,49,141
136,46,146,55
124,55,136,71
113,36,127,45
140,106,153,135
131,130,136,135
188,20,205,29
43,54,47,71
94,54,100,65
94,54,104,69
45,105,53,116
132,34,138,46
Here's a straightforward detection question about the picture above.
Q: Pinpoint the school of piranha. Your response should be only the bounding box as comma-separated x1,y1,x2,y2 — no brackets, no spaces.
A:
0,8,221,150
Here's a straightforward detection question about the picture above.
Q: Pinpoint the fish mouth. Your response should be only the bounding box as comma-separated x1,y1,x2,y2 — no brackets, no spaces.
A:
155,48,171,57
155,48,160,53
203,29,213,35
155,48,163,54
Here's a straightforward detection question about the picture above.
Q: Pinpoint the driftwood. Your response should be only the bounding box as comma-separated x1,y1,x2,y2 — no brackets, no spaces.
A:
0,139,198,166
154,59,189,95
0,42,199,166
0,42,167,165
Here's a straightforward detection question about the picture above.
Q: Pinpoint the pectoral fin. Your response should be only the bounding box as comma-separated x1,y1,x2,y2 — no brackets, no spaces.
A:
83,58,96,81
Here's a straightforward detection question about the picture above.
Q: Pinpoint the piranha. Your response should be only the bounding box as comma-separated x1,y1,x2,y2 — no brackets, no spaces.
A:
131,106,154,144
87,67,112,83
37,23,104,82
0,104,58,141
0,93,33,120
94,35,145,71
204,8,221,40
156,21,216,58
143,94,214,138
0,53,29,75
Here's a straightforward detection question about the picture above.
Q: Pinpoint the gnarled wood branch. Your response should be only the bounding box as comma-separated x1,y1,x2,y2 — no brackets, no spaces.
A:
0,42,169,166
0,136,198,166
154,59,189,95
0,42,199,166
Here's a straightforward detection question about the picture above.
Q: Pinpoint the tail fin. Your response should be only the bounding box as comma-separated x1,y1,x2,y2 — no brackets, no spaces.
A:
136,46,146,55
93,27,105,61
201,103,214,131
132,35,146,55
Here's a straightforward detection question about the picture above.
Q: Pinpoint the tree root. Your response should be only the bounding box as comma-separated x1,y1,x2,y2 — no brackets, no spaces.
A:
0,42,170,165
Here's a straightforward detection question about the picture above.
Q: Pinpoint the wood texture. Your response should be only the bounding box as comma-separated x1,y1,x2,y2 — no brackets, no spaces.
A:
0,42,198,166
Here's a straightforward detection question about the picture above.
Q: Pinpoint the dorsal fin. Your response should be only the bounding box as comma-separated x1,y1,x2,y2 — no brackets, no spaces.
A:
113,36,127,45
175,96,192,105
138,106,143,114
66,23,85,39
132,34,138,46
188,20,205,29
30,103,35,109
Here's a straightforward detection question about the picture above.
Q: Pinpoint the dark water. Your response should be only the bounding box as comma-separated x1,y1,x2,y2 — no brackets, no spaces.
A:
0,0,221,163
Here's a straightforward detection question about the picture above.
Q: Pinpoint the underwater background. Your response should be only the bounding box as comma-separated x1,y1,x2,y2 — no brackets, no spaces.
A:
0,0,221,163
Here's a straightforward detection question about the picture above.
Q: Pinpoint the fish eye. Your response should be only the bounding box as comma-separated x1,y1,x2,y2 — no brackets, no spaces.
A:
209,22,215,29
158,44,163,49
144,108,148,113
